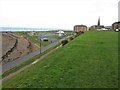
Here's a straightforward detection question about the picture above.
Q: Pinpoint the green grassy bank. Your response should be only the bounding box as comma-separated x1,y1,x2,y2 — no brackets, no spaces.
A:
3,31,118,88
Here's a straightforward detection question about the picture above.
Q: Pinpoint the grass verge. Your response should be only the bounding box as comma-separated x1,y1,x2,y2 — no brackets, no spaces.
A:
2,43,61,78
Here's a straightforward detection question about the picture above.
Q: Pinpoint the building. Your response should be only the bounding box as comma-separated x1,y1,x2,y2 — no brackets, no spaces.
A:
89,17,104,30
104,26,112,30
118,1,120,22
29,31,36,36
112,2,120,31
112,22,120,31
56,30,65,37
74,25,87,32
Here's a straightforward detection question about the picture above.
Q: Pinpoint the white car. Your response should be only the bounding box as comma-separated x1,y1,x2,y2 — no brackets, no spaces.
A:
42,38,49,41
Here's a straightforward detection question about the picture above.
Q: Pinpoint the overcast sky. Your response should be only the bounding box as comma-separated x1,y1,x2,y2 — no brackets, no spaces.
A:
0,0,119,29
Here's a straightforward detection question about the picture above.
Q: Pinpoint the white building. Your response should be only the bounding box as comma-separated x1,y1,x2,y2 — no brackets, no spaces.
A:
56,30,65,37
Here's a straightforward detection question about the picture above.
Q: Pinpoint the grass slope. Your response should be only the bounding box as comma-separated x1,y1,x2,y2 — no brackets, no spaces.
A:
3,31,118,88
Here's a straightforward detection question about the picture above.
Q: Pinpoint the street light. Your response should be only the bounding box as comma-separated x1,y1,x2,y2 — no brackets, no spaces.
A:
39,34,42,54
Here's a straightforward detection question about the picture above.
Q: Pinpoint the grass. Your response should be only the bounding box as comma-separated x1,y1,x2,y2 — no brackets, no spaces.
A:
45,35,58,39
15,32,52,46
3,31,118,88
2,43,61,78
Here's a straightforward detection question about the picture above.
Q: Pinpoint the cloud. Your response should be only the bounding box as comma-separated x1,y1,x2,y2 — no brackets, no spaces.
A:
0,0,119,29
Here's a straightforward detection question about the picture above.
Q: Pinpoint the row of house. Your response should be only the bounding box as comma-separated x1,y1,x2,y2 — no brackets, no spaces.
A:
74,17,104,32
74,17,120,32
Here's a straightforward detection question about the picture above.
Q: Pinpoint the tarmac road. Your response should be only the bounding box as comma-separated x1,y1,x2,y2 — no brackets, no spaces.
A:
2,38,65,73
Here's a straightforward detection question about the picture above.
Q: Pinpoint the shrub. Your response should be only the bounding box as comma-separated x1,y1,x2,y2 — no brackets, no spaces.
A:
75,31,84,37
61,40,68,46
69,37,74,41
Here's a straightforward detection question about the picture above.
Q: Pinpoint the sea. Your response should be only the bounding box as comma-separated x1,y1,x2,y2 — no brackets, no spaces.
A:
0,27,70,32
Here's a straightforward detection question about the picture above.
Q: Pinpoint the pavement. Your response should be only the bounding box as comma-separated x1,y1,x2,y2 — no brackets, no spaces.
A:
2,38,66,73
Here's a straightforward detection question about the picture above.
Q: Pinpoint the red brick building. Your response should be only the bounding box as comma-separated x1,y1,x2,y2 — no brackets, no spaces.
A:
74,25,87,32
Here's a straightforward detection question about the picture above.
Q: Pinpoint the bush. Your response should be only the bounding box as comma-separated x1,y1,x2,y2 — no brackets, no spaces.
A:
61,40,68,46
75,31,84,37
69,37,74,41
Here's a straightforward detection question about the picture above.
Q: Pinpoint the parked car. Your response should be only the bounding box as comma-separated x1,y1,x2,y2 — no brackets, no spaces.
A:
42,38,49,41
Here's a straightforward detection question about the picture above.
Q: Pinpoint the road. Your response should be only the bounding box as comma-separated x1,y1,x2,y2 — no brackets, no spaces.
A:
2,38,66,73
2,45,60,82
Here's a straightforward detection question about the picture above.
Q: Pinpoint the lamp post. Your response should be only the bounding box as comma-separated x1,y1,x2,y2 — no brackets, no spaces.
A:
39,34,42,54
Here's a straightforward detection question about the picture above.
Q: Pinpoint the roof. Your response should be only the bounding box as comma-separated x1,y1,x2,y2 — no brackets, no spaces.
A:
105,26,112,29
56,30,65,34
74,25,87,27
112,21,120,25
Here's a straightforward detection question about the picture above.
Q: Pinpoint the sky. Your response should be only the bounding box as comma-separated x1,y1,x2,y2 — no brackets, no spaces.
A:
0,0,119,30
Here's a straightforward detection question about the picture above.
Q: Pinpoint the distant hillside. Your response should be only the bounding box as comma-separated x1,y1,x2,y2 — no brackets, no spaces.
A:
1,32,39,64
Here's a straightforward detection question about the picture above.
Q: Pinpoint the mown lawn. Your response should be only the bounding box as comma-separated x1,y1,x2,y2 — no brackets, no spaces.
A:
3,31,118,88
